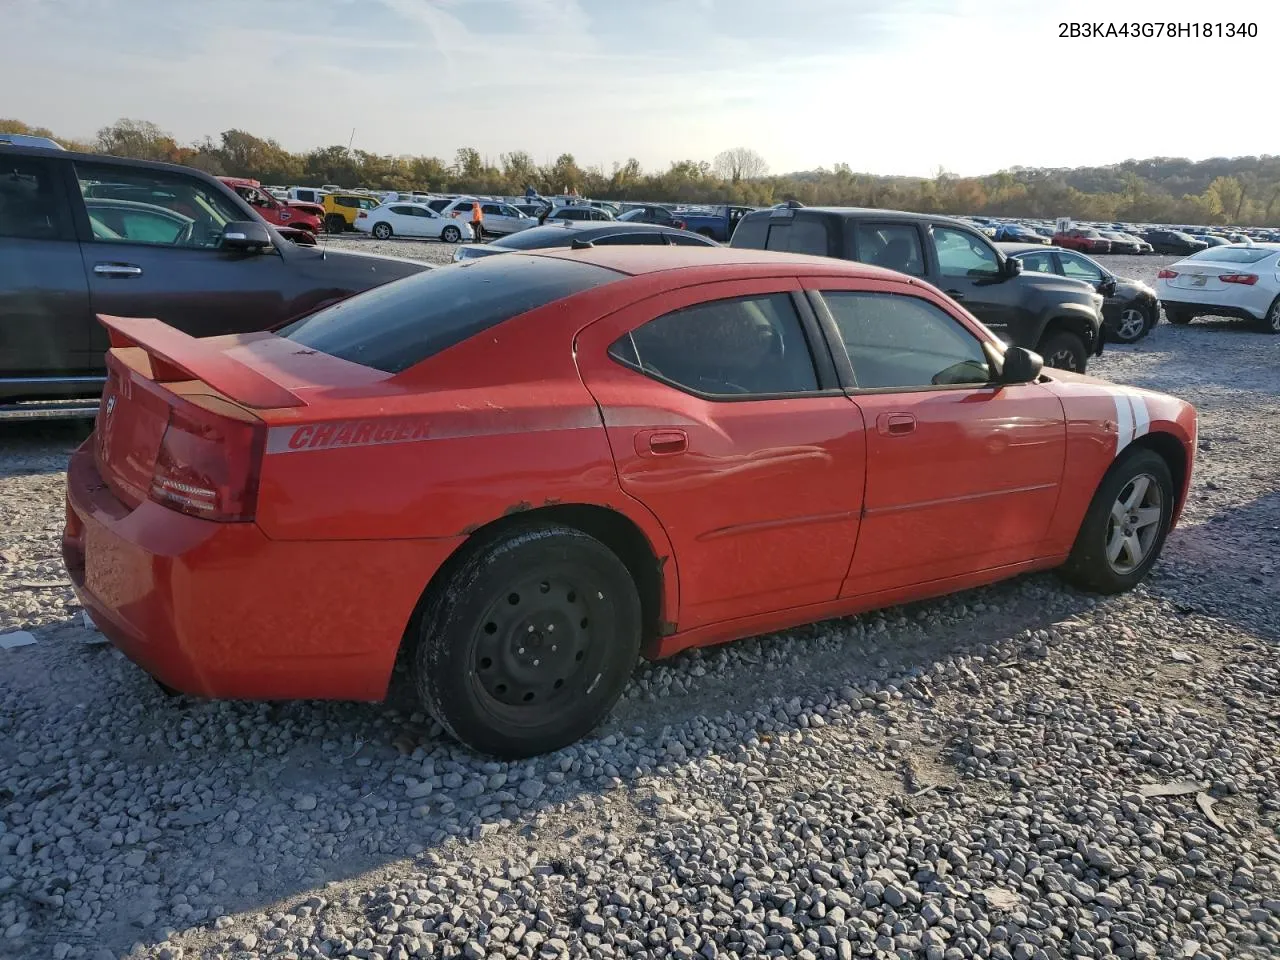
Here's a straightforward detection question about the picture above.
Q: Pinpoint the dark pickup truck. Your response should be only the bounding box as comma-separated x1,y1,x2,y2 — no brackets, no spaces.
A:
731,204,1105,371
0,145,429,416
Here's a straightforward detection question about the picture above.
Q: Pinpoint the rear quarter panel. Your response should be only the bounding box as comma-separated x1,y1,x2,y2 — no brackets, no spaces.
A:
1040,375,1196,554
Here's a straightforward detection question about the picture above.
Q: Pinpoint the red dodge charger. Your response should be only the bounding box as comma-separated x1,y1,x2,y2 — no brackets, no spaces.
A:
64,247,1197,757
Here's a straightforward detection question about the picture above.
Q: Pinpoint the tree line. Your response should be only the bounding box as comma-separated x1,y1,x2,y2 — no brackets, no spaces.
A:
6,117,1280,226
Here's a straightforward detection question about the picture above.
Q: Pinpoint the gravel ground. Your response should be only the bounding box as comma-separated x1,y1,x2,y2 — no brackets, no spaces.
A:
2,254,1278,960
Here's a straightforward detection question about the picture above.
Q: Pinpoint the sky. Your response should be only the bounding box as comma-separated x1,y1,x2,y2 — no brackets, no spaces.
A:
4,0,1278,178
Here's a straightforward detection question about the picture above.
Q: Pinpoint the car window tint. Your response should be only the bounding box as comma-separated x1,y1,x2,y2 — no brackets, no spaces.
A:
787,217,829,256
1018,251,1055,274
934,227,1000,278
729,214,767,248
296,190,316,202
336,196,357,208
75,163,240,249
823,291,990,390
1059,254,1103,282
0,157,66,240
281,257,624,374
389,205,415,215
667,232,716,246
1190,246,1275,263
854,223,924,276
482,204,502,216
608,293,819,397
592,232,666,245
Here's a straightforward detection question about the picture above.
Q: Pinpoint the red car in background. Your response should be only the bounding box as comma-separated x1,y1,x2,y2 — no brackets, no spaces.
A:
63,248,1196,758
1054,227,1113,254
218,176,324,234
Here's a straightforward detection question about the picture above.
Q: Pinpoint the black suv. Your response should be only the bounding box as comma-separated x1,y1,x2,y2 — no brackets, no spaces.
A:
0,145,428,415
730,205,1105,371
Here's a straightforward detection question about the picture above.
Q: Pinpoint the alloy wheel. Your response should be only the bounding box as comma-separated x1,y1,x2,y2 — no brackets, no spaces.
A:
1048,348,1080,371
1116,308,1147,341
1105,473,1163,574
1269,301,1280,332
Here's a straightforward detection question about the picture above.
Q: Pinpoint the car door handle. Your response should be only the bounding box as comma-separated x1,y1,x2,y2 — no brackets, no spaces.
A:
876,413,917,437
93,263,143,278
944,288,965,301
636,429,688,457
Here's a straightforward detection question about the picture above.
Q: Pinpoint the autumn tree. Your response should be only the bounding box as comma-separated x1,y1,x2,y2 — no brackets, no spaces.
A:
713,147,768,183
95,118,181,161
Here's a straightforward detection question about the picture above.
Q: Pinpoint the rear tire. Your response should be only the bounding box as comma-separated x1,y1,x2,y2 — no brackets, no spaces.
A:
1036,331,1088,372
1058,447,1174,594
372,222,393,240
324,214,346,234
1165,308,1192,326
1261,296,1280,334
413,523,641,758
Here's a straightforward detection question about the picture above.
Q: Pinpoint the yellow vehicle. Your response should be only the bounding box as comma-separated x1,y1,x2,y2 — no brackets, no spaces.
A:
322,192,381,233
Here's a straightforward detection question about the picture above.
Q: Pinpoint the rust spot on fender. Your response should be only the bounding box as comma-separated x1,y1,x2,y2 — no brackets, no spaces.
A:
459,522,482,536
657,555,669,569
503,500,534,516
659,620,678,637
543,497,562,507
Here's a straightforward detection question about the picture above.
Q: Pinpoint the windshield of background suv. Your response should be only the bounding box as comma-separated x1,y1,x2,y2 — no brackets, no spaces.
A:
1188,246,1274,263
280,255,624,373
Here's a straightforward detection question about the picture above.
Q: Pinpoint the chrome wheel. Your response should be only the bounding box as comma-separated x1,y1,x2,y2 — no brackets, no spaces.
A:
1115,307,1147,342
1106,473,1163,574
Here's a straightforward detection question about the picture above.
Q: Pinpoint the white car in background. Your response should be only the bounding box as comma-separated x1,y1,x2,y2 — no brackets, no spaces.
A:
354,201,474,242
437,197,538,237
1156,244,1280,332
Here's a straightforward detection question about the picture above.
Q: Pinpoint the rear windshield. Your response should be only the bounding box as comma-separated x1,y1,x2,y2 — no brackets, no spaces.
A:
1188,246,1275,264
279,255,623,373
488,225,584,250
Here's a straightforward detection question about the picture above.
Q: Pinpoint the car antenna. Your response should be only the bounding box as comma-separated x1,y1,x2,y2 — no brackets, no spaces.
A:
570,237,595,250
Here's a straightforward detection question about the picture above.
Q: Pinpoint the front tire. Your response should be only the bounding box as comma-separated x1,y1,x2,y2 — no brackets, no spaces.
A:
1111,303,1152,344
372,222,393,240
1036,331,1088,372
413,523,641,758
441,225,462,243
1166,308,1192,326
1058,447,1174,594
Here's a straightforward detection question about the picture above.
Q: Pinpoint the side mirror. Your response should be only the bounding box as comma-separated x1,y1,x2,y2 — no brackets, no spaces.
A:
1002,256,1024,278
221,220,273,253
999,346,1043,384
1100,276,1118,295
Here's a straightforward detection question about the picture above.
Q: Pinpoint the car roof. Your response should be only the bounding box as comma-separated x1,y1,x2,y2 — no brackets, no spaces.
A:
742,205,978,231
0,143,227,180
998,242,1065,255
527,245,914,281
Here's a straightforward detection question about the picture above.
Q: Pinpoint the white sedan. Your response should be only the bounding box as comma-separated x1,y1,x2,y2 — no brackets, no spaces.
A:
1156,243,1280,332
353,202,474,243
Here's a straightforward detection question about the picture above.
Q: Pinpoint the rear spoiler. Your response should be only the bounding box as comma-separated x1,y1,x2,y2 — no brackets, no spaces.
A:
98,314,305,409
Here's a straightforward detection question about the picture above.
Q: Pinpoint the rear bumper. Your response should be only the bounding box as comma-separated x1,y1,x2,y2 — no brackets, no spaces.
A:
63,440,465,701
1159,296,1267,321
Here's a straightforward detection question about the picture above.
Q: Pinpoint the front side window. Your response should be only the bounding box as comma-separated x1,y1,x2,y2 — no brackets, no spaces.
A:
608,293,818,397
855,223,924,276
76,163,241,249
1018,251,1055,274
1058,253,1103,282
822,291,991,390
933,226,1000,279
0,157,67,240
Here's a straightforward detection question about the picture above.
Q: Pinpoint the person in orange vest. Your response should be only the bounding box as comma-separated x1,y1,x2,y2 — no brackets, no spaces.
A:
470,200,484,243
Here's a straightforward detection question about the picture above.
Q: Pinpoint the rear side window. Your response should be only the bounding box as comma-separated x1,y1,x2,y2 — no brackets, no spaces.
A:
281,256,624,373
854,223,925,276
0,156,68,240
608,293,818,397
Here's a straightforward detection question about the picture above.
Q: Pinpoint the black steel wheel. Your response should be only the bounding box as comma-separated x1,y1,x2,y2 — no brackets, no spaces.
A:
414,523,641,758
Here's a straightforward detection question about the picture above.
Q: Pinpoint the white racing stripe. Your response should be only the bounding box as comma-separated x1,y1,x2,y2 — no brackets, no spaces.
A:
1113,389,1150,456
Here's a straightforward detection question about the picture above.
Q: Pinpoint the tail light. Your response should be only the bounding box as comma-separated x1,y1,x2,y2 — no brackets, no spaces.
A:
1157,269,1178,279
675,220,685,229
149,403,265,522
1219,273,1258,285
